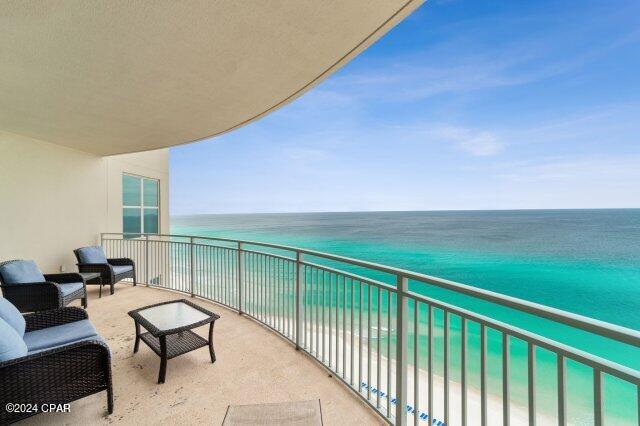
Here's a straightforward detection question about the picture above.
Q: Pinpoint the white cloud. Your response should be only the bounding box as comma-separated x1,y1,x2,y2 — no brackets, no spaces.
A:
454,131,503,156
314,21,639,106
284,147,329,162
494,156,640,183
428,126,505,156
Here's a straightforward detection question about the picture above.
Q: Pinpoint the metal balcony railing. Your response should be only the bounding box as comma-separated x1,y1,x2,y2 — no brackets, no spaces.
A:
101,233,640,426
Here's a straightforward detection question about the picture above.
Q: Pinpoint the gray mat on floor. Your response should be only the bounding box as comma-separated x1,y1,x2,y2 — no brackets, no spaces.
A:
222,399,323,425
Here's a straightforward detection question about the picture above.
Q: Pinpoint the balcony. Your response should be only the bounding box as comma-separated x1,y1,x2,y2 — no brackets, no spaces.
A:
23,283,380,425
88,233,640,426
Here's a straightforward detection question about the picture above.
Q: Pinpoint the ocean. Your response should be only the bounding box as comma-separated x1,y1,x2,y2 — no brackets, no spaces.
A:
172,209,640,424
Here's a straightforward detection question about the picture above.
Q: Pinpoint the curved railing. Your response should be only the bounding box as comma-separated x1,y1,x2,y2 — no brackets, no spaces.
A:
102,232,640,426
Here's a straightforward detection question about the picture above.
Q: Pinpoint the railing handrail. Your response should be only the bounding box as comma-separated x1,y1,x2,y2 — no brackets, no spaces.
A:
405,290,640,385
102,232,640,348
103,231,640,425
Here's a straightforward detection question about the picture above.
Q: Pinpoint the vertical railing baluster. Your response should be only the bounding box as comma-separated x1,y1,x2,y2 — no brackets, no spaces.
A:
637,385,640,426
253,254,257,316
217,247,221,303
428,305,433,425
144,234,149,284
396,275,408,426
276,258,281,332
414,300,420,426
503,333,510,426
295,251,302,350
377,287,382,409
368,284,372,402
329,273,333,368
264,255,268,322
250,253,254,316
594,369,603,426
350,279,355,386
481,323,487,426
260,255,264,321
268,256,273,326
358,281,363,394
557,354,565,426
232,248,240,308
237,242,244,315
210,246,213,301
303,265,307,349
386,289,391,417
269,256,272,325
189,237,195,297
444,310,449,426
321,271,326,364
461,317,467,426
315,269,319,356
343,276,347,379
309,267,313,354
224,248,229,307
528,342,536,426
336,274,340,373
254,254,258,316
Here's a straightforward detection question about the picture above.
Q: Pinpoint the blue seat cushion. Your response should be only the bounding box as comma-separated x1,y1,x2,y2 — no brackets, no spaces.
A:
27,334,110,356
0,298,26,336
77,246,108,264
112,265,133,275
58,282,84,297
0,260,45,284
23,319,98,352
0,318,28,362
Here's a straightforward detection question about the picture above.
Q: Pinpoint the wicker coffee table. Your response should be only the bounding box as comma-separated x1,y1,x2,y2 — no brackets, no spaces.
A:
128,299,220,383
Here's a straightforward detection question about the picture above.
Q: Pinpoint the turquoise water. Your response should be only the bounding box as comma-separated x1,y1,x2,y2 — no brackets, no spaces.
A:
172,209,640,424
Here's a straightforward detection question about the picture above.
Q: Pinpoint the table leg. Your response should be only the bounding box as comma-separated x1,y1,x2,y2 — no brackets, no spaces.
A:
158,335,167,384
134,322,141,353
208,322,216,363
98,277,103,298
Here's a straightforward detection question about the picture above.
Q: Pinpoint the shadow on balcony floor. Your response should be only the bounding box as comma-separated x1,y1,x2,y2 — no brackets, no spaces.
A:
22,284,382,425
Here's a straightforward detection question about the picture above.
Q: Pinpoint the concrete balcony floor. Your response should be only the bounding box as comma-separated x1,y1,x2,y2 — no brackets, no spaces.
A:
23,284,382,425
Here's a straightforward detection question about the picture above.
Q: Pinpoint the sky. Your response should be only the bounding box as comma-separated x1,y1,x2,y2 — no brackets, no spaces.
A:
170,0,640,215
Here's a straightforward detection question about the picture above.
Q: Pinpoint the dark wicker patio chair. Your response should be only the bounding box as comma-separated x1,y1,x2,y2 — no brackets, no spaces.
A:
74,246,136,296
0,260,87,312
0,303,113,423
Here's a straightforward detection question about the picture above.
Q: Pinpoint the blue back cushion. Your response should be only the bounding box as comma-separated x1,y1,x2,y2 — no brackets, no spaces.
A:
0,318,27,362
0,298,26,336
77,246,108,264
0,260,45,284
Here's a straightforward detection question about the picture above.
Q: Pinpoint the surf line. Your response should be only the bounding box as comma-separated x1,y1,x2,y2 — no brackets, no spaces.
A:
361,382,446,425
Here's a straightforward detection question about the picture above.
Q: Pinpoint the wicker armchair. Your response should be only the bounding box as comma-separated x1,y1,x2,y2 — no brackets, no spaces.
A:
0,306,113,424
74,246,136,296
0,260,87,312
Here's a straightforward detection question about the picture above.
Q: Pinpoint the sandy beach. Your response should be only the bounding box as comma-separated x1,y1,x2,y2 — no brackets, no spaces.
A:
248,311,557,425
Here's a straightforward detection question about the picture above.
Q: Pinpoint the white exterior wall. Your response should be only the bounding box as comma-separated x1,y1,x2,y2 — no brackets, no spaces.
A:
0,131,169,273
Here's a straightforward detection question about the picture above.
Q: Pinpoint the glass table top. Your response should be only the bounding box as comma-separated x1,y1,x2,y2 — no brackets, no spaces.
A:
137,301,211,331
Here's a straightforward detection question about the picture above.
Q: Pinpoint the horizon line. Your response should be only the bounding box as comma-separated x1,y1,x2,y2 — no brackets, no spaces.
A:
170,207,640,217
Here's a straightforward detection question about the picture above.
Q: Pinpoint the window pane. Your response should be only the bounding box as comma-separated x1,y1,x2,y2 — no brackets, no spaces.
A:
123,175,141,206
143,178,159,207
144,208,159,234
123,208,141,235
